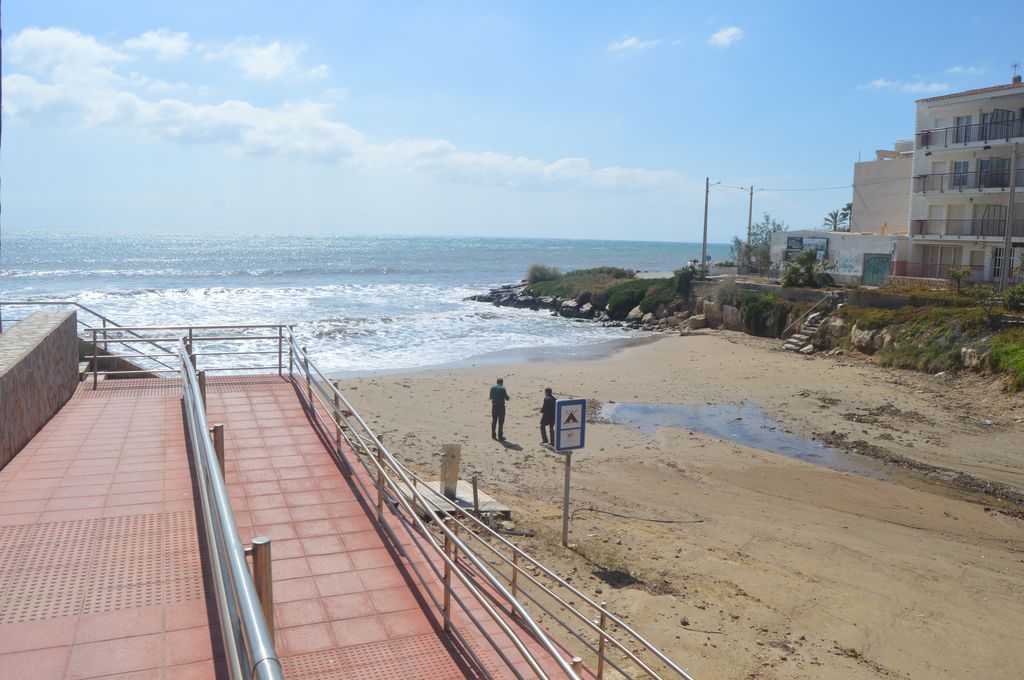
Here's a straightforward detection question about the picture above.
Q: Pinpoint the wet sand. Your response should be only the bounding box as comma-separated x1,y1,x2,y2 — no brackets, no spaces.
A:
338,330,1024,679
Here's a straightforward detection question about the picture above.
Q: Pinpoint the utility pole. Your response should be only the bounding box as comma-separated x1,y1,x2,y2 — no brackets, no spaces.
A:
746,185,754,272
999,142,1019,291
701,177,710,274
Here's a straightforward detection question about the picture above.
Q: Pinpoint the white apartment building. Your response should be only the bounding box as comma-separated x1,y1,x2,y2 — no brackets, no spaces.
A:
905,77,1024,283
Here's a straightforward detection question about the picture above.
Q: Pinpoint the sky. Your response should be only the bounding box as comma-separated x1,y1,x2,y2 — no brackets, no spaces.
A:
1,1,1022,242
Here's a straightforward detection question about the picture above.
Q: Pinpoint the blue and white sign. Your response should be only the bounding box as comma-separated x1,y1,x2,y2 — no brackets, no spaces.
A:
555,399,586,452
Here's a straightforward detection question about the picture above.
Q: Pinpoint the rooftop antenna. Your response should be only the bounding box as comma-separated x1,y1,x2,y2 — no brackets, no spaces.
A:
1013,62,1022,83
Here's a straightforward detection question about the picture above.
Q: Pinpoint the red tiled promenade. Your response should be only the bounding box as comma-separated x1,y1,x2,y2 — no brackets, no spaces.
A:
1,376,572,679
209,376,569,679
0,380,216,679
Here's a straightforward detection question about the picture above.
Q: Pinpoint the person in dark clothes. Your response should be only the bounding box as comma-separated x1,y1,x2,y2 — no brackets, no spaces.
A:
489,378,510,440
539,387,556,445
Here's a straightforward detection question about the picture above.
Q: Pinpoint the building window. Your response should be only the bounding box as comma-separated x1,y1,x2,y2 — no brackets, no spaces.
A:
952,160,969,188
954,115,973,143
992,247,1017,281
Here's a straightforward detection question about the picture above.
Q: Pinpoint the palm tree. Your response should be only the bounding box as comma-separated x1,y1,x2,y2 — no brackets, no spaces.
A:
822,209,847,231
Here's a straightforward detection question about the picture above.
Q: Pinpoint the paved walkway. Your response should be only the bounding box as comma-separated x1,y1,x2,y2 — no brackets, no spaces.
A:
208,375,570,679
0,376,574,679
0,380,217,679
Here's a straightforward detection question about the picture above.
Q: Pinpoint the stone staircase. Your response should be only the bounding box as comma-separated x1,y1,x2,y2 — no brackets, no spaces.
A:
782,311,826,353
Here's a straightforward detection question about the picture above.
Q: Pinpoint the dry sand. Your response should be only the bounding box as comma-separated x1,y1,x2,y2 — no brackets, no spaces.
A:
337,329,1024,679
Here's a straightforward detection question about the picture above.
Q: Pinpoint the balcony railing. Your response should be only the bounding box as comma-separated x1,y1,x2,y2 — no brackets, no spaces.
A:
910,218,1024,238
894,262,987,280
918,118,1024,148
913,169,1024,193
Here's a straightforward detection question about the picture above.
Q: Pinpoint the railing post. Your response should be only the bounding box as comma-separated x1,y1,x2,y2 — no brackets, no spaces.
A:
376,446,384,521
92,328,99,390
210,424,225,475
197,370,207,410
288,327,294,378
511,552,519,602
302,346,311,404
188,328,197,371
250,536,274,645
333,382,342,450
572,656,583,678
472,474,480,516
277,325,283,376
443,528,453,631
597,603,608,679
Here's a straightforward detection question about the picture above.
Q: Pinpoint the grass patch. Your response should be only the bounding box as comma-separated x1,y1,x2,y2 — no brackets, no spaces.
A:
528,266,635,298
838,304,990,332
991,328,1024,391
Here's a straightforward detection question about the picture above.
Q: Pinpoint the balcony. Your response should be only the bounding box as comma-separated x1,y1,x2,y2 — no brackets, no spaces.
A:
913,168,1024,193
910,218,1024,238
918,118,1024,148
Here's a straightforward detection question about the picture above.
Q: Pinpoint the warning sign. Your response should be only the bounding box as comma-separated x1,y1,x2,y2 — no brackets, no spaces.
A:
555,399,586,452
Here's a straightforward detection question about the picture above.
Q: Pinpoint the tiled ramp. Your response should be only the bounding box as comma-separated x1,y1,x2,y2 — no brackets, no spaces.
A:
0,380,217,679
209,376,568,679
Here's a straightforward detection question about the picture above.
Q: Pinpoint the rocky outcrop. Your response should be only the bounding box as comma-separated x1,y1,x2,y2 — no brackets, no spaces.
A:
850,325,876,353
722,305,741,331
703,301,724,328
686,314,708,330
827,317,849,338
961,347,989,370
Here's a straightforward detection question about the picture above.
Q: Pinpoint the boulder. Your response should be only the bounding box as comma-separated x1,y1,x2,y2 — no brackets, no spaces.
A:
722,305,742,331
559,300,579,318
850,325,876,353
575,291,592,306
670,299,688,313
677,311,691,322
626,305,645,322
654,303,670,319
799,344,816,355
641,312,657,325
578,303,595,319
686,314,708,330
961,347,988,370
703,300,724,328
828,317,849,338
873,330,894,350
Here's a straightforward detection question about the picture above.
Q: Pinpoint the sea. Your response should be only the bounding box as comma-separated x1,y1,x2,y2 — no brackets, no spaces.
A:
1,232,731,376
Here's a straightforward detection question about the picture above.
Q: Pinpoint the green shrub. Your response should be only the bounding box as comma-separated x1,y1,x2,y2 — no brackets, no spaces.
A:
606,280,651,318
739,293,773,335
526,264,561,285
991,329,1024,391
947,267,972,295
1004,284,1024,311
781,249,835,288
639,280,675,313
673,266,697,301
715,278,740,307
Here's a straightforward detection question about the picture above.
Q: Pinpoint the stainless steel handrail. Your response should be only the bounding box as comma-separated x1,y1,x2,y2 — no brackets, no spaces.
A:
781,292,834,338
288,332,695,679
180,339,284,680
288,335,578,679
0,300,180,372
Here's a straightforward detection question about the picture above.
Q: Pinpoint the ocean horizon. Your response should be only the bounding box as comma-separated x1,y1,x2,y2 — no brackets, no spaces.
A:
1,231,732,375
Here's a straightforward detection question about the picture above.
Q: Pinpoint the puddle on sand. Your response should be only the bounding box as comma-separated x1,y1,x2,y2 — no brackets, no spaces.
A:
603,401,889,480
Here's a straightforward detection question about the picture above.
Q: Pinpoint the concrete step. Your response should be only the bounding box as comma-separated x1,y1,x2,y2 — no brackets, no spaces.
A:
789,334,809,342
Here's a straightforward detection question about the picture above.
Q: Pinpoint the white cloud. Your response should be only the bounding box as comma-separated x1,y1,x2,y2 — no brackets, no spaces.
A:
708,26,743,47
857,77,949,94
123,29,191,60
3,26,678,193
608,35,663,52
945,65,984,76
203,37,329,80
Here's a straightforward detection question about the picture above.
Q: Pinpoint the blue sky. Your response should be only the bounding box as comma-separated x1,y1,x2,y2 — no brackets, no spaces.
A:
2,1,1021,241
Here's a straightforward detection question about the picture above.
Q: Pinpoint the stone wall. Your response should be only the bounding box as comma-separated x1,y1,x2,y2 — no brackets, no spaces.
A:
0,311,79,469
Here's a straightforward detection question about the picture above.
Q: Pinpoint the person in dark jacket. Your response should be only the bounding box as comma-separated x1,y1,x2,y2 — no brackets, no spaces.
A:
539,387,556,445
489,378,510,440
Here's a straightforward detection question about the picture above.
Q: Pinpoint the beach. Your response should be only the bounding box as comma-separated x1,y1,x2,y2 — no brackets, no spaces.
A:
338,330,1024,679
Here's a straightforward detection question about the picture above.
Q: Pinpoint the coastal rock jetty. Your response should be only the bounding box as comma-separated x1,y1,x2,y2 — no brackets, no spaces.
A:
468,282,693,331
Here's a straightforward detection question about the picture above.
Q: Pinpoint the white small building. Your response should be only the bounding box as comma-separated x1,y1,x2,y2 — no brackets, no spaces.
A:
771,231,909,286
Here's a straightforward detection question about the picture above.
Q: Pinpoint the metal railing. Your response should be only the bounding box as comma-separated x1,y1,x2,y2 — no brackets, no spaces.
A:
180,338,283,680
918,118,1024,148
781,292,835,339
0,300,179,373
287,334,695,679
913,168,1024,193
910,218,1024,238
82,324,289,387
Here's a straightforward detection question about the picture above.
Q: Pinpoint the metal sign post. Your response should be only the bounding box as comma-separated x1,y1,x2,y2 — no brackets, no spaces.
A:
554,399,586,547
